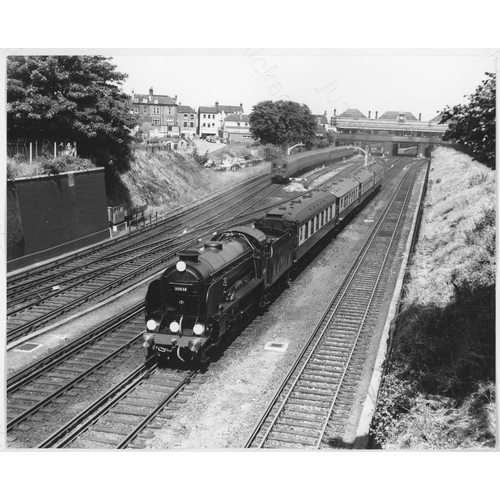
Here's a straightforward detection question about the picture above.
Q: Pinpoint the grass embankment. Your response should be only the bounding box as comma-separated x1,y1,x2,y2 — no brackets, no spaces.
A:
371,148,496,449
116,147,269,218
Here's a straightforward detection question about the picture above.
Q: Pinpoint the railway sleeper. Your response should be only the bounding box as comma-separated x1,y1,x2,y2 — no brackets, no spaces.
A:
273,426,319,440
266,435,315,447
288,396,332,408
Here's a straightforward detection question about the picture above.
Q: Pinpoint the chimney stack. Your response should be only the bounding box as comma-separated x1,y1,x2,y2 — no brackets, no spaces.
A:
334,109,337,116
419,113,422,121
375,111,378,119
368,111,371,119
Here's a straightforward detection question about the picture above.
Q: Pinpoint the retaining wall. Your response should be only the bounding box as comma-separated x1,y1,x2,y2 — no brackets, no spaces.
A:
7,168,109,271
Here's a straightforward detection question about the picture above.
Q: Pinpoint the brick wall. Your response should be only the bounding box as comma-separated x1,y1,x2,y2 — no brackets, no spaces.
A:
7,168,109,271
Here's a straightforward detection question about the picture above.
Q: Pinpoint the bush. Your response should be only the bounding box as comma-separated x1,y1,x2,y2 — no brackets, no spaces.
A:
191,146,209,166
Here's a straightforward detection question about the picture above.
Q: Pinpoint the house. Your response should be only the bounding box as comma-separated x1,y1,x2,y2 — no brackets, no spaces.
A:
130,87,178,140
177,105,198,139
313,111,332,136
198,102,244,138
224,113,253,143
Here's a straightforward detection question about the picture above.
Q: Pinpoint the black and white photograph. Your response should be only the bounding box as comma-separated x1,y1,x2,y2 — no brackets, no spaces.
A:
0,7,498,498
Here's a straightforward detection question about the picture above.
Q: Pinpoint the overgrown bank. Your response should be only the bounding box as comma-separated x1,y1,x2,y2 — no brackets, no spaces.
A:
371,148,496,449
108,147,269,217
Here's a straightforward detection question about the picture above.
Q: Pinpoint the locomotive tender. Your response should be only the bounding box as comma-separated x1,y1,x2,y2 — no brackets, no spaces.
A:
143,161,386,364
271,146,355,183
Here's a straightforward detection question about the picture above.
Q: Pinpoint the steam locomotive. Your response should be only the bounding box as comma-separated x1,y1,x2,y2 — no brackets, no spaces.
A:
143,161,386,364
271,146,355,183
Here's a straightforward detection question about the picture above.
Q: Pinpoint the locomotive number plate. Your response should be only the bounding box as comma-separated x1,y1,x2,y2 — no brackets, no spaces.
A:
174,286,188,292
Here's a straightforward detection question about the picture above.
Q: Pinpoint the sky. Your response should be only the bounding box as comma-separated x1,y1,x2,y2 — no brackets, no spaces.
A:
106,48,497,122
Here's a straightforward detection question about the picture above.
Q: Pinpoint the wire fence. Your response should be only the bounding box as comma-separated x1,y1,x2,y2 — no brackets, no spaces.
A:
7,139,77,162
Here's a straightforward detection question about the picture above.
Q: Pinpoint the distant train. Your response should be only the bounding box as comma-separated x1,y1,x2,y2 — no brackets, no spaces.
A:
143,160,386,364
271,146,355,183
398,146,418,156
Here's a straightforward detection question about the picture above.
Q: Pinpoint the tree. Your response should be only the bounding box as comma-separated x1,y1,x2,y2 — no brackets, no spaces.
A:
7,55,138,171
249,100,317,150
440,72,496,169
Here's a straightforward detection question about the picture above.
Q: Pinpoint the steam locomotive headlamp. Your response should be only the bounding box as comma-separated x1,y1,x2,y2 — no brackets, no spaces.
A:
170,321,180,333
193,323,205,335
176,261,187,272
146,319,158,331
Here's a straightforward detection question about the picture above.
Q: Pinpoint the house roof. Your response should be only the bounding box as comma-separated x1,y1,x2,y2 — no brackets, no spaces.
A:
314,114,329,125
378,111,418,121
178,105,196,114
133,93,177,106
337,109,367,119
199,103,244,114
199,106,218,113
224,114,250,122
217,104,244,113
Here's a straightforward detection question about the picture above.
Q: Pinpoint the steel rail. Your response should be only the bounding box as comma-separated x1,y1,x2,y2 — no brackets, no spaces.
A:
244,162,421,448
7,330,145,432
36,362,157,448
7,303,145,391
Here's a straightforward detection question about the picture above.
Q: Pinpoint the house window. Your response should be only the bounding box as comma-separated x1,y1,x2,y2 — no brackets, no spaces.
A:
143,106,148,114
184,114,188,118
190,122,194,128
237,123,241,127
190,114,194,119
142,98,148,103
203,114,206,119
153,107,160,114
134,106,140,113
152,118,160,125
168,108,172,114
154,99,158,104
183,122,187,127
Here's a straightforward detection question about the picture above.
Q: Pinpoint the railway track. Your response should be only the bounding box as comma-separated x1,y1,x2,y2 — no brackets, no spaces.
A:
37,364,199,449
245,159,426,449
6,305,146,441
